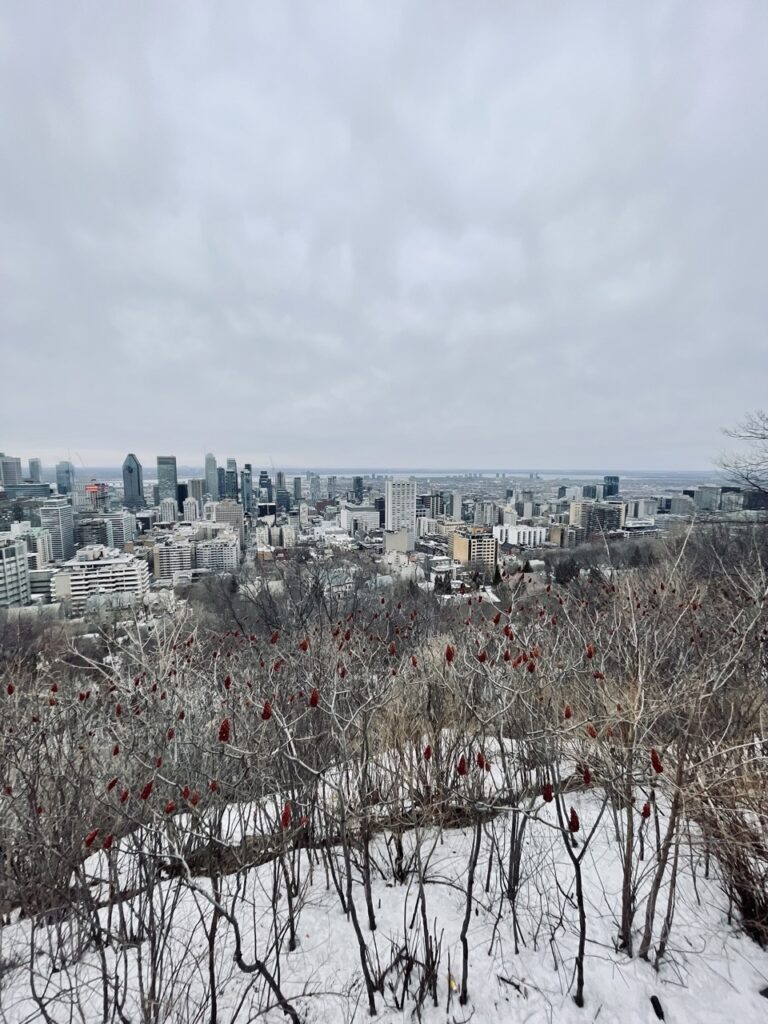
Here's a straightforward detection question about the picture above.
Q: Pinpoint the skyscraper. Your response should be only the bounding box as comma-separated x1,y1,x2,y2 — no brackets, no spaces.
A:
122,453,145,509
28,458,42,483
55,460,75,495
157,456,178,502
603,475,620,498
259,470,273,501
276,471,286,490
205,453,218,498
189,478,206,507
353,476,364,503
241,464,253,513
40,497,75,561
328,475,337,499
217,466,226,498
225,458,238,499
293,476,303,502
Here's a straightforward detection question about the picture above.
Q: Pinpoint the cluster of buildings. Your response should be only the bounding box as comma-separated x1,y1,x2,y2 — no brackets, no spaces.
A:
2,450,765,613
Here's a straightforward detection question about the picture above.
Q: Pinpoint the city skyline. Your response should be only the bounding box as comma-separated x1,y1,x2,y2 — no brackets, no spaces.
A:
2,4,767,469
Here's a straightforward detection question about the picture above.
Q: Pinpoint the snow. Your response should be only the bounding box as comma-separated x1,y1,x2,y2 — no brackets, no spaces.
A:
1,792,767,1022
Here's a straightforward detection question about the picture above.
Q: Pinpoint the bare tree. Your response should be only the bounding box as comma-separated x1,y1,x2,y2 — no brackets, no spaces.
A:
721,409,768,493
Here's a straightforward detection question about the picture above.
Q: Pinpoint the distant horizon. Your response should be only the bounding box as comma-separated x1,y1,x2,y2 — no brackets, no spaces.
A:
29,462,724,480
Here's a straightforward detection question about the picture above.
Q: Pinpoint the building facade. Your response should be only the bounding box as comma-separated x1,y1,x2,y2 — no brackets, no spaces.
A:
0,539,31,607
52,546,150,612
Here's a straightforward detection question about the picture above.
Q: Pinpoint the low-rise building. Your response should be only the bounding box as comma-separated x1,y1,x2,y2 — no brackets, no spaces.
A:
51,545,149,612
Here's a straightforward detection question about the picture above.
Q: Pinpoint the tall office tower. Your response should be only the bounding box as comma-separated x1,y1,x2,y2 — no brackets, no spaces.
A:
28,458,42,483
225,458,238,499
241,464,253,513
327,475,337,499
374,496,385,526
384,479,417,533
309,474,321,502
205,453,218,498
176,483,188,511
0,454,23,488
293,476,303,501
159,497,178,523
276,487,291,511
152,484,160,506
452,492,463,520
217,466,226,498
56,461,75,495
276,471,286,490
353,476,364,503
582,484,597,499
122,453,145,509
258,470,273,501
183,496,200,521
189,478,206,507
603,475,620,498
157,456,178,502
40,497,75,561
0,539,31,607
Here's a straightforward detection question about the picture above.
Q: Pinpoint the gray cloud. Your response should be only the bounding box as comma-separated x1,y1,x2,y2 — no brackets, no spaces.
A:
1,1,766,470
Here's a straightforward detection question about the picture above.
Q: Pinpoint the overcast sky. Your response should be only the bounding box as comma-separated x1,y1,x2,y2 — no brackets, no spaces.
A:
1,2,766,471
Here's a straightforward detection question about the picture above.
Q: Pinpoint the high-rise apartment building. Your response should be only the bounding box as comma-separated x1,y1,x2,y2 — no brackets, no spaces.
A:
196,534,239,572
328,475,337,499
153,540,194,581
205,453,218,498
0,539,31,607
183,496,199,521
122,453,145,509
39,497,75,561
28,458,42,484
384,479,417,534
56,461,75,495
101,511,136,548
157,456,178,502
5,522,53,568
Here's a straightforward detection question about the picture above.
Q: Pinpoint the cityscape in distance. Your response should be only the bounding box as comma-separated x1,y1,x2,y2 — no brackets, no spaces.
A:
0,447,760,616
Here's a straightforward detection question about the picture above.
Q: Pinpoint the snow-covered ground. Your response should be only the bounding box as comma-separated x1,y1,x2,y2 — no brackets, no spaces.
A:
1,791,767,1022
